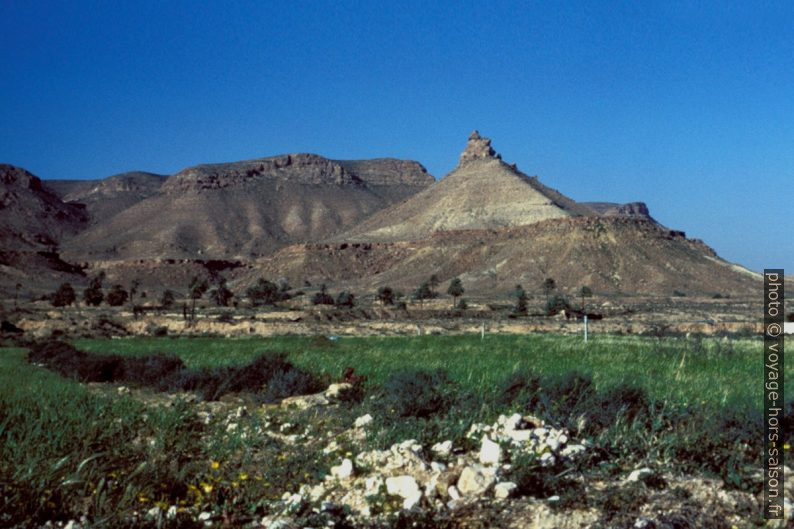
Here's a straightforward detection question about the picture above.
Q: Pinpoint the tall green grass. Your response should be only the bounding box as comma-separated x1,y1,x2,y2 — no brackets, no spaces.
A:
3,334,789,526
75,333,778,411
0,348,216,527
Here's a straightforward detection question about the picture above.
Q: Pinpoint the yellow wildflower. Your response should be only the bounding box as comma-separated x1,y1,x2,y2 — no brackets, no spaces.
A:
201,483,213,494
239,472,248,481
211,461,220,470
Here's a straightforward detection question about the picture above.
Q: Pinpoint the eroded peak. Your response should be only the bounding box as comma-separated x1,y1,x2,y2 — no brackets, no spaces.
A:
459,130,500,165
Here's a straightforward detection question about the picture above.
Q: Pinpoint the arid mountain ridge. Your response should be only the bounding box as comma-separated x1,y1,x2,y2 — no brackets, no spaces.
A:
0,133,762,297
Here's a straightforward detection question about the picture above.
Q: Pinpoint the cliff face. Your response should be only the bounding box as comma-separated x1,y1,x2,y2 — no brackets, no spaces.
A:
0,164,88,250
583,201,656,222
161,154,432,192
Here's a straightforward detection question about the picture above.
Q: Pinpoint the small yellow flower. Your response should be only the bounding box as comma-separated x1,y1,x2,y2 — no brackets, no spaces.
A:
785,443,791,451
211,461,220,470
239,472,248,481
201,483,213,494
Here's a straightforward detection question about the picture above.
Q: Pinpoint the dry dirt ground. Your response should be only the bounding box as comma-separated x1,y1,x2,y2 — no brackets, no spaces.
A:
3,296,762,341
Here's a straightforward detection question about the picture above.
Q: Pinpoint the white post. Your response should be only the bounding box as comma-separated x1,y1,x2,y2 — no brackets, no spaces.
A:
583,314,588,343
481,323,485,340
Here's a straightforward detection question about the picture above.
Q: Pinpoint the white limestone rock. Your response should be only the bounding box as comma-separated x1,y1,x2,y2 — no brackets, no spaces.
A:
479,435,502,465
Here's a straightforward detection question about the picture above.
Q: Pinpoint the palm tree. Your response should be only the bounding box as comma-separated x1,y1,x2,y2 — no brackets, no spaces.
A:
447,278,464,308
542,278,556,305
579,286,593,311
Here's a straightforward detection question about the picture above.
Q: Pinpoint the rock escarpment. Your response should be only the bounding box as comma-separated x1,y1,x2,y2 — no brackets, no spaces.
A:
60,154,434,260
0,164,88,250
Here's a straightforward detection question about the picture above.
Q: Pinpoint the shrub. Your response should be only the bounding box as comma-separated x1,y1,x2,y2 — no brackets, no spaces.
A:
381,369,454,418
312,284,335,306
337,367,367,403
29,341,184,385
82,286,103,306
209,282,234,307
412,282,434,306
106,285,129,307
335,291,355,308
262,368,324,403
513,284,528,315
584,384,650,431
160,289,176,308
497,370,542,407
537,372,595,420
246,278,285,306
51,283,76,307
377,286,395,306
670,406,762,490
544,294,570,316
508,452,581,500
447,278,464,308
114,353,185,386
216,312,235,323
29,342,321,403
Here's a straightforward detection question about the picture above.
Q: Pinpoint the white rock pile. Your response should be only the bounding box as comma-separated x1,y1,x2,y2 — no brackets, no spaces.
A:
274,413,589,520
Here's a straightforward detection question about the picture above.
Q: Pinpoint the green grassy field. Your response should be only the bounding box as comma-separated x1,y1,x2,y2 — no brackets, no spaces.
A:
1,334,790,527
73,333,780,410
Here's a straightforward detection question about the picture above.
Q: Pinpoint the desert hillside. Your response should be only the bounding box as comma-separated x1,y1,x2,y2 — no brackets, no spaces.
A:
244,216,758,297
48,171,167,224
0,134,765,299
60,154,434,261
340,132,596,242
0,164,88,251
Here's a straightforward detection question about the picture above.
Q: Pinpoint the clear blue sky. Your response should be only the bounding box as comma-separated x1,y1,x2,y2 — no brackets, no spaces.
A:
1,1,792,272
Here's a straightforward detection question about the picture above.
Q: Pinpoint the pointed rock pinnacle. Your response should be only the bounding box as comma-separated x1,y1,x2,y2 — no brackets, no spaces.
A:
459,130,499,165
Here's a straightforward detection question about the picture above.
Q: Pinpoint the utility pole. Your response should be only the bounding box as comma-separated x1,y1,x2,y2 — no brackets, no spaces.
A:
583,314,589,343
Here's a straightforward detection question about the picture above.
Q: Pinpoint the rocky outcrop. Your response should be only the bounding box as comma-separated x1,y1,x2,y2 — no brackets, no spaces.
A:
583,201,656,222
340,132,594,242
47,172,167,225
60,154,434,260
458,130,499,165
162,154,433,193
0,164,88,250
337,159,434,187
